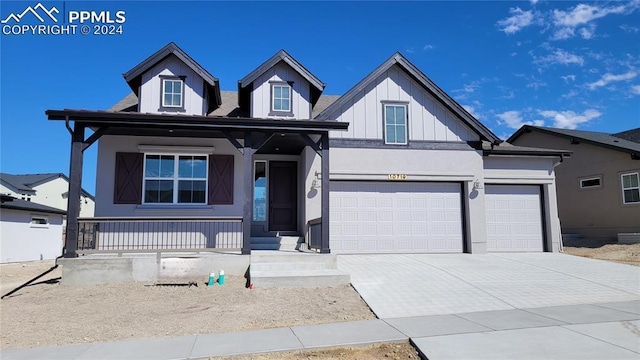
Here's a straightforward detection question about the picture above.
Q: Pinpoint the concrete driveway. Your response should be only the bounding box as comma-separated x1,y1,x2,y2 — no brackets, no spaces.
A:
338,253,640,319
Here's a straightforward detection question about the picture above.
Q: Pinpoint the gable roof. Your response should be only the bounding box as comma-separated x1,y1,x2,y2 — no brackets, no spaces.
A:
0,173,95,200
314,52,500,143
613,128,640,143
1,195,66,215
508,126,640,159
122,42,222,113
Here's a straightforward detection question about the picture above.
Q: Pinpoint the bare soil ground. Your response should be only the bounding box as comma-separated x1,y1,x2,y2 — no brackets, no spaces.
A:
213,342,421,360
0,261,376,350
563,243,640,266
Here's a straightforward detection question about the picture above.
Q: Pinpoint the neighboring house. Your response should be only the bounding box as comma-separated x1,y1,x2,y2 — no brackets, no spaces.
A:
1,194,65,263
47,42,568,258
509,126,640,239
0,173,95,218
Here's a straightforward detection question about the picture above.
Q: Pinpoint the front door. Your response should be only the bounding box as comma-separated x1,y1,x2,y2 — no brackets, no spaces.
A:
268,161,297,231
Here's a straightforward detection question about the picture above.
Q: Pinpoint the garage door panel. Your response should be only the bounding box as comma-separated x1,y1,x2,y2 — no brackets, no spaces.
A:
485,185,544,252
331,181,463,254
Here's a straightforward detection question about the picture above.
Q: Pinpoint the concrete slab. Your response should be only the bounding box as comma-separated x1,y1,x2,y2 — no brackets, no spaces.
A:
596,301,640,315
1,343,91,360
76,336,196,360
565,320,640,354
291,319,406,348
190,328,302,358
525,304,640,324
412,325,640,360
384,315,491,337
457,309,566,330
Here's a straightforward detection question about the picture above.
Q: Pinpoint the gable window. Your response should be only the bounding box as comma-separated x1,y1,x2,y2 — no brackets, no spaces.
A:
270,83,292,115
384,104,408,145
159,76,185,111
580,176,602,189
621,172,640,204
143,154,207,204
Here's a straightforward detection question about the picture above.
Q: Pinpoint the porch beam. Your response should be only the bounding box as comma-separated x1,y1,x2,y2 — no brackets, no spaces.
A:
300,133,322,156
64,122,85,258
82,127,108,152
320,132,330,253
252,132,274,152
242,131,253,255
222,131,244,155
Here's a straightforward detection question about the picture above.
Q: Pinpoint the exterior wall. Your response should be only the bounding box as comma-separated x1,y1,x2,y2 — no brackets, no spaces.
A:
511,132,640,238
139,54,206,115
32,178,95,218
250,62,312,119
0,183,35,201
94,135,244,218
1,209,64,263
483,156,562,252
326,64,479,142
303,147,322,230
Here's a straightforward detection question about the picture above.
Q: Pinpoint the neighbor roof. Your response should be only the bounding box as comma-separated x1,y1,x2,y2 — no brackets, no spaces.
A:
508,126,640,158
315,52,501,144
482,141,572,158
613,128,640,143
122,42,222,112
0,173,95,199
1,195,66,215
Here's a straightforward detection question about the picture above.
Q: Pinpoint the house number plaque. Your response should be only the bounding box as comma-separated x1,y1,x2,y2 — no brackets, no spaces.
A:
388,174,408,180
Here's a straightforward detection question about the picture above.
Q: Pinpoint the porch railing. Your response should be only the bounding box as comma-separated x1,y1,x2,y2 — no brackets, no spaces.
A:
77,217,243,253
307,217,322,250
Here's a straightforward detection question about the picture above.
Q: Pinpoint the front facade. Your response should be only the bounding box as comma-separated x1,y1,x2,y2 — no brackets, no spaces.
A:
49,43,567,257
509,126,640,239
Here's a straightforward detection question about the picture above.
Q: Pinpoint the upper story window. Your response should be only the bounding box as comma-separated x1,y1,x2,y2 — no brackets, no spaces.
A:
159,76,185,111
270,82,293,116
384,103,408,145
143,154,207,204
621,172,640,204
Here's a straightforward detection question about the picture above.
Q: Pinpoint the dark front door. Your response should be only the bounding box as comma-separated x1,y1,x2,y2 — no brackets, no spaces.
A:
268,161,297,231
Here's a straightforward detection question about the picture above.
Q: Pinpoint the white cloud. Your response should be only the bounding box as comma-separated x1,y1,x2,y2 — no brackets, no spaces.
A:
579,24,596,39
534,49,584,66
497,110,545,129
620,24,640,33
551,3,634,40
423,44,434,51
561,74,576,82
530,0,539,4
497,8,536,34
462,105,480,119
405,48,415,54
631,85,640,95
587,71,638,90
538,109,601,129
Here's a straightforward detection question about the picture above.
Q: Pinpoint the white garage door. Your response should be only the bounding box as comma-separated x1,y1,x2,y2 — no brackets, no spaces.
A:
330,181,463,254
485,185,544,252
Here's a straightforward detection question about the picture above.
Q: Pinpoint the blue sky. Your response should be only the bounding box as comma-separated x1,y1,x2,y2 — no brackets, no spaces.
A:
1,1,639,195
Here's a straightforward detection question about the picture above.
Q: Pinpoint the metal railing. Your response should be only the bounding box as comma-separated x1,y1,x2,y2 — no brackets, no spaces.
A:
307,217,322,250
77,217,243,253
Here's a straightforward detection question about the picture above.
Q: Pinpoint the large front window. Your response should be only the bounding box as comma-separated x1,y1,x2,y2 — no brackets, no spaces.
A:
144,154,207,204
621,172,640,204
384,104,407,144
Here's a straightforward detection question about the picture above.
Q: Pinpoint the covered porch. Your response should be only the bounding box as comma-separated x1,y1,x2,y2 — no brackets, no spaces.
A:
47,110,348,257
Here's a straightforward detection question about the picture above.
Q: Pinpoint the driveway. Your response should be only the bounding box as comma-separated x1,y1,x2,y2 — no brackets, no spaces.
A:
338,253,640,319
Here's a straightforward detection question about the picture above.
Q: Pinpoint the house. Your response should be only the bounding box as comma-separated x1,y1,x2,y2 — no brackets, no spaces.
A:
45,42,569,283
1,194,66,263
0,173,95,218
509,126,640,240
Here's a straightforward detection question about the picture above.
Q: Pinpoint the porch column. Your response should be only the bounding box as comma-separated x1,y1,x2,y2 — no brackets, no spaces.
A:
320,132,330,253
242,132,253,255
64,122,85,258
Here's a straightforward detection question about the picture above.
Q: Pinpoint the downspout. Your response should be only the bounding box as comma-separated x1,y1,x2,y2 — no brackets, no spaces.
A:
1,254,63,299
552,155,564,253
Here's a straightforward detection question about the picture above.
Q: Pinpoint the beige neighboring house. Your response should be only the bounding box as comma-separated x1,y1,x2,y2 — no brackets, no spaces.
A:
0,173,95,218
509,126,640,240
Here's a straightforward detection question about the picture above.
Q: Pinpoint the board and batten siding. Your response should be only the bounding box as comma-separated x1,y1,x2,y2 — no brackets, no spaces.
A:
327,64,479,142
251,62,311,119
139,54,206,115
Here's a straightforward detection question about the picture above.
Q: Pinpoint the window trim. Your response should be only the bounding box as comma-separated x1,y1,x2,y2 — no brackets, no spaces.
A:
383,102,409,145
621,172,640,205
30,215,49,228
269,81,294,117
141,153,209,205
579,176,602,189
158,75,186,112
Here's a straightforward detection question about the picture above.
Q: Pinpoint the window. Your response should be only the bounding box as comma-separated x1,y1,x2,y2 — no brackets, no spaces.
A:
621,172,640,204
580,177,601,189
384,104,407,144
253,161,267,221
143,154,207,204
30,216,48,228
161,78,183,108
272,84,291,112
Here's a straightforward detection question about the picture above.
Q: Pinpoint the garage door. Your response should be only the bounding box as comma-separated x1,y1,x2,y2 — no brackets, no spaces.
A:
330,181,463,254
485,185,544,252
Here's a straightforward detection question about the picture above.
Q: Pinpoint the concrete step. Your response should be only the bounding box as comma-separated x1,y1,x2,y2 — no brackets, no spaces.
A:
251,262,328,272
250,237,305,251
249,269,351,287
250,252,337,268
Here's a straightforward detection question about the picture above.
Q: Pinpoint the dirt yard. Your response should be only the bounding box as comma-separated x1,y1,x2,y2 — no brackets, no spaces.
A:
214,342,421,360
563,243,640,266
0,261,376,350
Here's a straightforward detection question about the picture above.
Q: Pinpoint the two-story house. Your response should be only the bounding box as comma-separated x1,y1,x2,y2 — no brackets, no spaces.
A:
47,43,568,283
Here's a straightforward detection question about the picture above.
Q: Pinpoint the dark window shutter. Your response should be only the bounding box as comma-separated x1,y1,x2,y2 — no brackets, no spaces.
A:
114,152,143,204
208,155,234,205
